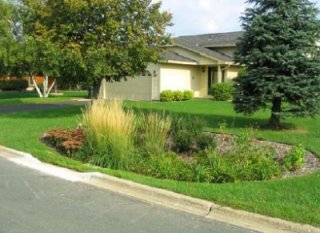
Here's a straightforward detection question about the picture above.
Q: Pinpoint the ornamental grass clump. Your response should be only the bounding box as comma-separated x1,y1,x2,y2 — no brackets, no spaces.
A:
82,99,135,169
137,112,172,156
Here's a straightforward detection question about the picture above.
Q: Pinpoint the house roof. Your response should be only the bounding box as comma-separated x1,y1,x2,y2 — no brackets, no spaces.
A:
172,31,243,63
160,50,197,64
177,31,243,48
174,38,235,62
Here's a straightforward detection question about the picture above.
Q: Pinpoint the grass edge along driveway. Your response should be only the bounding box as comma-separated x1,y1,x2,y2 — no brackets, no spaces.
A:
0,101,319,227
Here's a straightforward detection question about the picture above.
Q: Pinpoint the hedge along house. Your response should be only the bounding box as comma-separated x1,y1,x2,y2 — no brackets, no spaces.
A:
99,31,243,101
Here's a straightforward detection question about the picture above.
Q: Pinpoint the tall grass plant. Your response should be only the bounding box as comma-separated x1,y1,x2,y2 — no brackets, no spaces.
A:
82,99,135,169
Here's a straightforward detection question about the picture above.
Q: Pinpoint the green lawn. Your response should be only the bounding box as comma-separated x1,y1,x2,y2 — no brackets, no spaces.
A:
0,90,88,106
0,100,319,227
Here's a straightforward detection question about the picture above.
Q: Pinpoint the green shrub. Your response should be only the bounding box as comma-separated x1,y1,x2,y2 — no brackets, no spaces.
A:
82,99,135,169
196,149,236,183
0,79,28,91
136,112,171,157
283,144,306,171
171,116,205,153
160,90,174,102
170,116,204,136
197,144,281,183
173,90,184,101
196,133,216,150
209,83,234,101
183,90,193,100
230,131,280,181
173,130,194,153
136,152,194,181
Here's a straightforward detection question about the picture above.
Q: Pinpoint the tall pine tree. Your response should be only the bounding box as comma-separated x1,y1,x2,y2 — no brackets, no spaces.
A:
234,0,320,129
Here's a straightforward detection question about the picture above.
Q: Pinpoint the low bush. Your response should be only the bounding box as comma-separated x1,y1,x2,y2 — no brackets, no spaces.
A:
160,90,194,102
170,116,216,154
183,90,193,100
42,128,85,155
137,152,194,181
283,144,306,171
160,90,174,102
172,130,194,153
0,79,28,91
209,83,234,101
173,91,184,101
196,133,216,150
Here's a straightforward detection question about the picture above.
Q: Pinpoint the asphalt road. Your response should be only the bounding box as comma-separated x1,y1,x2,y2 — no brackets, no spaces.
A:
0,157,256,233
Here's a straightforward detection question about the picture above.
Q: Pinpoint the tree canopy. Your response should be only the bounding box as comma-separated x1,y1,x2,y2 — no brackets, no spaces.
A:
234,0,320,129
0,0,18,77
21,0,172,96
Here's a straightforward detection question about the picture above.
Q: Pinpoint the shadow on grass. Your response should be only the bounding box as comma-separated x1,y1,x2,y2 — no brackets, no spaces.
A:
2,105,83,119
3,102,300,133
0,91,38,99
129,106,271,130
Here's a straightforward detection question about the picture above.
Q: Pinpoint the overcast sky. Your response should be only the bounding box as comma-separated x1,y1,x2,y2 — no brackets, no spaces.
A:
153,0,320,36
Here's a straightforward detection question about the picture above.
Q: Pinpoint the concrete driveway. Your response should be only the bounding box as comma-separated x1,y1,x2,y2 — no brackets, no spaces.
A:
0,157,255,233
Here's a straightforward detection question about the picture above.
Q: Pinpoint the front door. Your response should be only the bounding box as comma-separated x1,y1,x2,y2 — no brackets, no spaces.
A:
207,67,217,94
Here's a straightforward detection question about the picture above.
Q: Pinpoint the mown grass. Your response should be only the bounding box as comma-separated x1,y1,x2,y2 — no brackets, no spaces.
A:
0,90,88,106
0,101,319,226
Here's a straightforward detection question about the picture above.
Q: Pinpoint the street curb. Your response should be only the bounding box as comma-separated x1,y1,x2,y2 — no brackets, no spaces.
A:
0,145,319,233
87,172,212,216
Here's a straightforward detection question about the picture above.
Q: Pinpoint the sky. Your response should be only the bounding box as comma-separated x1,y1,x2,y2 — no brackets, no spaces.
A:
152,0,320,36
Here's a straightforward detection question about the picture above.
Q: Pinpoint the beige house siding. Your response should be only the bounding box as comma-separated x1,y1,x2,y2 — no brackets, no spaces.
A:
99,63,161,101
199,66,208,97
225,66,240,82
159,63,204,98
101,76,152,100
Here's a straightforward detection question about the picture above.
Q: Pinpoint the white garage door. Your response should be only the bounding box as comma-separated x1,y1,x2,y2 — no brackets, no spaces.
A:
160,67,192,91
101,76,152,101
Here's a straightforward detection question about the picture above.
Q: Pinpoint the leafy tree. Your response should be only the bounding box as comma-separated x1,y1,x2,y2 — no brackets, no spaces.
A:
14,37,62,97
21,0,172,97
234,0,320,129
0,0,18,78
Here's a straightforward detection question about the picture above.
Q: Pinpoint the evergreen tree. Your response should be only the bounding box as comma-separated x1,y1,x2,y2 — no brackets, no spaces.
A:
234,0,320,129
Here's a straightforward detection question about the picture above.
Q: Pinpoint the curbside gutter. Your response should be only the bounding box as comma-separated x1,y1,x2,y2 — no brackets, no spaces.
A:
0,145,319,233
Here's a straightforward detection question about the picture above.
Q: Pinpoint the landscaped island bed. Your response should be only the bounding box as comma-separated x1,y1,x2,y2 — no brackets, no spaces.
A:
0,99,319,226
41,100,319,182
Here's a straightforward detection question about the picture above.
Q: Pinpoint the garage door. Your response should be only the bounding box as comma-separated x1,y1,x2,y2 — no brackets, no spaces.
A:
160,67,192,91
100,75,152,101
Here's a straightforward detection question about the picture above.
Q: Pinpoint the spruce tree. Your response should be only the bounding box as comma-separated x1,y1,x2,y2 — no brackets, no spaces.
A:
234,0,320,129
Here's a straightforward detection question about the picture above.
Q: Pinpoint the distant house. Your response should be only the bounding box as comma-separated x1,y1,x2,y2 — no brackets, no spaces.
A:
100,31,243,101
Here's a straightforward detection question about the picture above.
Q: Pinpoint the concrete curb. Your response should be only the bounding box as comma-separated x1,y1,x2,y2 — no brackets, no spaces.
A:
0,145,319,233
87,172,212,216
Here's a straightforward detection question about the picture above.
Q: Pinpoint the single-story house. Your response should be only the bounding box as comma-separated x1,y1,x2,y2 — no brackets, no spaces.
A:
100,31,243,101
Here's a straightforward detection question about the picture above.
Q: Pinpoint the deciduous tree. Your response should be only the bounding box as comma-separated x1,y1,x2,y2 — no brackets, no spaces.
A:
21,0,172,97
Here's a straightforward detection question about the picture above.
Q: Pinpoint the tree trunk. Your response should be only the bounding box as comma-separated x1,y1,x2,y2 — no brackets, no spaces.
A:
89,80,101,99
31,75,44,98
268,97,282,129
44,78,56,97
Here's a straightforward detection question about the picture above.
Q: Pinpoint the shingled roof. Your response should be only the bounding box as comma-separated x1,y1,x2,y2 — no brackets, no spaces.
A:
177,31,243,48
160,50,197,63
172,31,243,63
